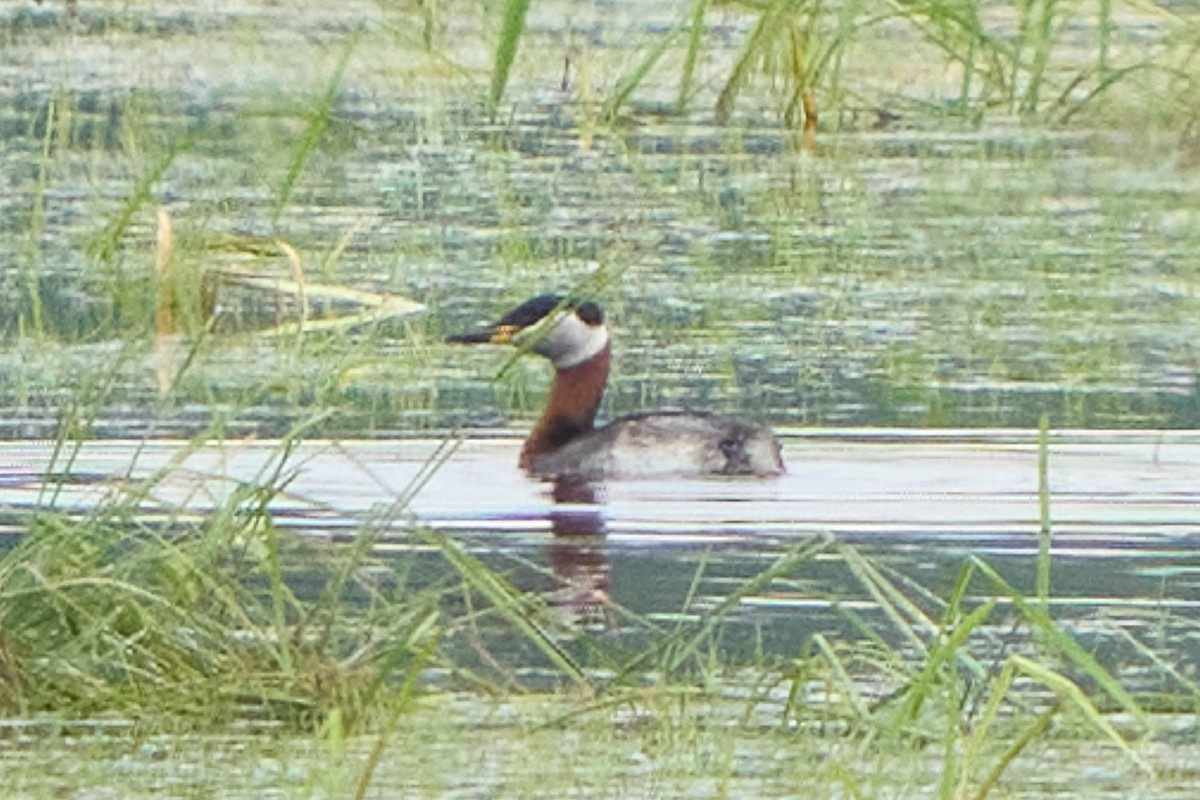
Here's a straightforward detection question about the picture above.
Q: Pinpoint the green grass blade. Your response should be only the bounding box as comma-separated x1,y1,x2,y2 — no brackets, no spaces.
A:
840,544,935,657
970,556,1147,723
488,0,532,117
1110,626,1200,702
716,0,793,125
1007,654,1154,775
810,632,871,721
663,536,831,673
676,0,711,113
969,700,1058,800
601,23,684,123
274,31,359,222
427,530,591,691
353,635,439,800
86,133,198,266
1056,63,1149,124
307,436,461,652
21,93,58,337
898,598,997,725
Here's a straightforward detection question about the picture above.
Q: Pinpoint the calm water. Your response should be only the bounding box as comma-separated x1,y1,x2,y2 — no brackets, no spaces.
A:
3,433,1197,690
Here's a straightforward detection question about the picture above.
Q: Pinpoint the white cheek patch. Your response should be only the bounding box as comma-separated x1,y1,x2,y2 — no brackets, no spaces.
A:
529,313,610,369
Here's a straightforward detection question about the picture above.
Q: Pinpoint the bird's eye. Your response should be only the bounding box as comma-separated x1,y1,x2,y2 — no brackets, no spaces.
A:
576,301,604,326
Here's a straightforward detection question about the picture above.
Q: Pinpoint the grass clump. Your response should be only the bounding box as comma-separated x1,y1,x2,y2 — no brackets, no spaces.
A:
0,422,441,731
543,0,1198,130
760,541,1197,798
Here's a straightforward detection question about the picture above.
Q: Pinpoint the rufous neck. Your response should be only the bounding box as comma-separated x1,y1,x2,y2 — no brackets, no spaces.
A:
520,343,611,467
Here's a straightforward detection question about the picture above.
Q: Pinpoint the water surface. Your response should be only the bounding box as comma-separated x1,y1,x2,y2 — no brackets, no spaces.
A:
3,432,1197,683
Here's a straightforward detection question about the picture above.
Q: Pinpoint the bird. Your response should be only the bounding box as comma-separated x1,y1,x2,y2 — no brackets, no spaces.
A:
447,294,784,481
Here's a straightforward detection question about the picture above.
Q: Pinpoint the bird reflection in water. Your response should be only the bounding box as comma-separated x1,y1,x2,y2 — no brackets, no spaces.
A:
544,476,610,630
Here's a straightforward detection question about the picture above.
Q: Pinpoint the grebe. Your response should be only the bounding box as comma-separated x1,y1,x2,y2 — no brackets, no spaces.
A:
447,295,784,481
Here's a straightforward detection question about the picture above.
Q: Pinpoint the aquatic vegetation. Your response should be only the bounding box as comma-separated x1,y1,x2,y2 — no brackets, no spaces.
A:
3,487,1194,796
0,424,436,729
488,0,533,118
1,408,1196,800
274,33,360,224
0,6,1197,793
491,0,1197,128
2,1,1199,433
